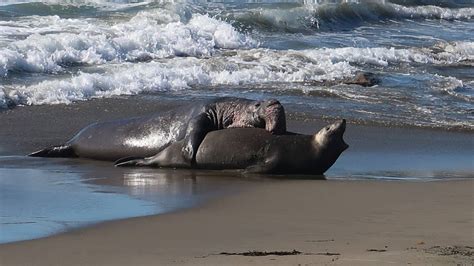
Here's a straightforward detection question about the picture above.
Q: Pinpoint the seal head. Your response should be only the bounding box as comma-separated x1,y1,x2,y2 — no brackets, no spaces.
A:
261,99,286,134
312,119,349,173
225,99,286,134
314,119,348,150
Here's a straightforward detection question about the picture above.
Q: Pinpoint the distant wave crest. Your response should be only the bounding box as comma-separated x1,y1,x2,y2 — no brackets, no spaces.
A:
227,2,474,33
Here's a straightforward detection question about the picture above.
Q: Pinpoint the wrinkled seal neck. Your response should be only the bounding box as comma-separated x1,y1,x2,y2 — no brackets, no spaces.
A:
263,105,286,134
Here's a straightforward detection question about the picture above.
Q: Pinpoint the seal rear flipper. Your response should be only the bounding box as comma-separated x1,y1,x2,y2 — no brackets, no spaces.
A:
28,145,77,158
114,156,146,167
114,157,192,168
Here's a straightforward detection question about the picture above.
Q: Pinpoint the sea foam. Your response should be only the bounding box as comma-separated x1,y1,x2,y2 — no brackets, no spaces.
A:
2,42,472,108
0,8,256,77
0,87,8,109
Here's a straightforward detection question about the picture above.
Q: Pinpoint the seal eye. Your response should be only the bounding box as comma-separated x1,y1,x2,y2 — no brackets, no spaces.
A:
255,103,261,108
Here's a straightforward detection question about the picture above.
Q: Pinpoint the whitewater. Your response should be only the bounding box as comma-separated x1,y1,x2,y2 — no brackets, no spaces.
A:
0,0,473,130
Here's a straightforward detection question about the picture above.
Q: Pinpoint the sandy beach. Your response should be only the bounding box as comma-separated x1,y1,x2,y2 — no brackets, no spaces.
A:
0,180,472,265
0,97,473,265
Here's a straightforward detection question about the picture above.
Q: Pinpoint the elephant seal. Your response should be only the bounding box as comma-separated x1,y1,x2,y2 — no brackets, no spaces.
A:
29,97,286,165
117,120,348,175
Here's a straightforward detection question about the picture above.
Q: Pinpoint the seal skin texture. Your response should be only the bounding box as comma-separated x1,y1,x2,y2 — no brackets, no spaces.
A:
29,97,287,166
119,120,348,175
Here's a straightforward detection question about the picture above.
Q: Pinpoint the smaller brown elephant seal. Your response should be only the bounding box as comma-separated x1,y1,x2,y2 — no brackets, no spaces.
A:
116,120,348,175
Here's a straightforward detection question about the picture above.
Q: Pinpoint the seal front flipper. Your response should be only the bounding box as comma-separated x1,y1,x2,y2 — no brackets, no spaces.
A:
181,113,215,163
243,158,278,174
244,163,274,174
28,145,77,158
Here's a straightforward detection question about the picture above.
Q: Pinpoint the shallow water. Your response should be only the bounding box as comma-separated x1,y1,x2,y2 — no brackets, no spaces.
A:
289,120,474,180
0,0,473,130
0,156,253,243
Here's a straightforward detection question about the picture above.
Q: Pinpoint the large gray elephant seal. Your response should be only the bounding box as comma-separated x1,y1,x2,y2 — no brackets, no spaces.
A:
117,120,348,175
29,97,286,165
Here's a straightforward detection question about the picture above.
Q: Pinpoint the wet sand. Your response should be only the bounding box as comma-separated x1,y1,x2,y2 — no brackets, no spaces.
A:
0,96,473,265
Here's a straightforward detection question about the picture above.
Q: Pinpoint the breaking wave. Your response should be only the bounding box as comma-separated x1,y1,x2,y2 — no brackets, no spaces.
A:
2,42,472,107
0,1,151,17
226,1,474,33
0,7,256,77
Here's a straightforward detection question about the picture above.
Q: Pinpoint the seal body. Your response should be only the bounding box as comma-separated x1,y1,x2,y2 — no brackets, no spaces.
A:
118,120,348,175
69,113,188,161
29,97,287,163
195,120,348,174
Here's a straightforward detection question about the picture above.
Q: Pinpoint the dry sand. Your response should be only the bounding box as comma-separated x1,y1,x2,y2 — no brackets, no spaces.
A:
0,97,473,265
0,180,472,265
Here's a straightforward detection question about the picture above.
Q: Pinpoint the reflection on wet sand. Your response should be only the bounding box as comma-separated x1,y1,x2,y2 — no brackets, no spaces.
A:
0,157,250,243
123,171,198,196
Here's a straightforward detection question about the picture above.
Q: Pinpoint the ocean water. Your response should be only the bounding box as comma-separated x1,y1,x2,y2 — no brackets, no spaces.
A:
0,0,473,130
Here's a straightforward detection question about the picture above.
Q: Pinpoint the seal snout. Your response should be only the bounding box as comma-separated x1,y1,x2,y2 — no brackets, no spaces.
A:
332,119,346,134
337,119,349,151
338,119,346,131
